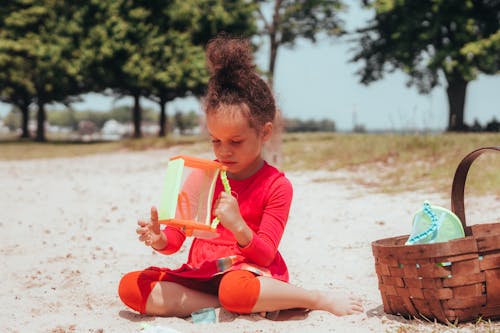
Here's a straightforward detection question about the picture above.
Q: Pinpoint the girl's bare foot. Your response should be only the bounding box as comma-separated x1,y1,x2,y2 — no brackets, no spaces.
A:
316,290,364,316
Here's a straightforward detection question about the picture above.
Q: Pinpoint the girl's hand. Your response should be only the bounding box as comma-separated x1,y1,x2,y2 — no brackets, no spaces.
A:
213,192,245,233
136,206,166,249
214,192,253,246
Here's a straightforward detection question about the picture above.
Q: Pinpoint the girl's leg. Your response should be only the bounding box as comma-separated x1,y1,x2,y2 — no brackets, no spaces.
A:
217,271,363,316
145,281,220,317
118,270,219,317
253,276,363,316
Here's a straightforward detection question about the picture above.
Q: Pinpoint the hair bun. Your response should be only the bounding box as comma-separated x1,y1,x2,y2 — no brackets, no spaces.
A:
206,33,255,88
203,33,277,128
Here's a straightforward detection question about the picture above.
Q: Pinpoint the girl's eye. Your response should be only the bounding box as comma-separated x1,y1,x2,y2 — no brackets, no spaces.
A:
211,139,220,144
231,141,242,145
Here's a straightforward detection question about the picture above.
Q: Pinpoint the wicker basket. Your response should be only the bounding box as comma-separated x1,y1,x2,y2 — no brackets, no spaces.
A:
372,146,500,323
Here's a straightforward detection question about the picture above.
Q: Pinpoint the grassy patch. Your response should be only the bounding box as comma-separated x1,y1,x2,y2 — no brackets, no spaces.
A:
1,132,499,196
282,132,500,196
0,139,122,160
0,135,208,160
386,317,499,333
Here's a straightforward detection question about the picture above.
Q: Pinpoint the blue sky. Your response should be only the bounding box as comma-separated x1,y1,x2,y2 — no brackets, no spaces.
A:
1,2,499,131
268,3,500,131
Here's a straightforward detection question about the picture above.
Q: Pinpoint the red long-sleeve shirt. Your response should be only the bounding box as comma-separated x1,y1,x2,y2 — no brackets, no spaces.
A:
158,162,293,282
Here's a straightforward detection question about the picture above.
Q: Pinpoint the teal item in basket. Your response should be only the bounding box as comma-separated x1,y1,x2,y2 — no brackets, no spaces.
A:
405,202,465,245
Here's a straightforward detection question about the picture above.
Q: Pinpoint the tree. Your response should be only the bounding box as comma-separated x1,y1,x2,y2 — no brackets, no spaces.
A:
82,0,257,139
255,0,345,167
351,0,500,131
0,71,34,138
0,1,87,141
0,2,36,138
147,33,207,137
80,1,154,138
148,0,257,137
256,0,346,86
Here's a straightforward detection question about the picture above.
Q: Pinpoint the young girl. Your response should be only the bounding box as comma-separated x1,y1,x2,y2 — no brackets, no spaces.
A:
118,33,363,318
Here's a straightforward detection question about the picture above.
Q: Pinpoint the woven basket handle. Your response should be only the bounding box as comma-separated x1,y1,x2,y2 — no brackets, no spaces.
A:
451,146,500,230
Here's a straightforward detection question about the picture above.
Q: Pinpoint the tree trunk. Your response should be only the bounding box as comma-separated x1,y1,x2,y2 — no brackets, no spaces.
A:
20,103,30,139
35,102,46,142
264,38,283,168
262,0,283,169
158,97,168,137
268,37,278,88
267,0,282,88
446,77,468,131
132,93,142,138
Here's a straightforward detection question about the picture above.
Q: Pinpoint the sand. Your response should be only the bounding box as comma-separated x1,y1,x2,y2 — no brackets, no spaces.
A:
1,148,499,333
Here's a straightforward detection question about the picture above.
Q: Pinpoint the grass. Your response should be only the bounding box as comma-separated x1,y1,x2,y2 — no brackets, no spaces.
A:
0,135,207,160
282,132,500,196
1,132,499,196
386,316,499,332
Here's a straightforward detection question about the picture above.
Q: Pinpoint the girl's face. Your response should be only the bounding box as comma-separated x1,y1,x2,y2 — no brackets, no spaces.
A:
206,105,272,180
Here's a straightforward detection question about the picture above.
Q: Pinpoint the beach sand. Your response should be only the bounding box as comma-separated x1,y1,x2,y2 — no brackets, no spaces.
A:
1,148,499,333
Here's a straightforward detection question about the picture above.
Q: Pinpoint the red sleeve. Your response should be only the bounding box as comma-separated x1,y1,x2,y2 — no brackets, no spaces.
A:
155,226,186,255
239,176,293,266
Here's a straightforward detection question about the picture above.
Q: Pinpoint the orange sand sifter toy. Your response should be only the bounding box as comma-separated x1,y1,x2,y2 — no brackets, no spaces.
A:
158,155,231,239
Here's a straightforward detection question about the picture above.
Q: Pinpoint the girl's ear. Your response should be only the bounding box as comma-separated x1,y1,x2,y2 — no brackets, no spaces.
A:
261,122,273,142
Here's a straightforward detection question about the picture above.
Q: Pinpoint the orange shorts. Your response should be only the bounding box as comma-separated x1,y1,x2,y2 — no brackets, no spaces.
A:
118,269,260,314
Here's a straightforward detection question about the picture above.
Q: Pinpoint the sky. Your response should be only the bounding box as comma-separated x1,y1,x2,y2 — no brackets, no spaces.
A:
1,2,499,132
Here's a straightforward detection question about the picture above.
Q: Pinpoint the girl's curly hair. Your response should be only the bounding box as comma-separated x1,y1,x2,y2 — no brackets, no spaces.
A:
203,33,276,130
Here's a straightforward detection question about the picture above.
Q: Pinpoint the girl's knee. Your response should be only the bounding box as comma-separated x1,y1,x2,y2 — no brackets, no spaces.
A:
118,270,161,314
218,270,260,314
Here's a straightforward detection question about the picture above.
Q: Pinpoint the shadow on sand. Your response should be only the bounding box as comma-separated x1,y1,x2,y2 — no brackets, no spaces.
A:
119,310,156,323
119,307,311,324
217,308,311,323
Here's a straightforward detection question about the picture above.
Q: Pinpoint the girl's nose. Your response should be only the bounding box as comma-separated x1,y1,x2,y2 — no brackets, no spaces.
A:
219,145,233,158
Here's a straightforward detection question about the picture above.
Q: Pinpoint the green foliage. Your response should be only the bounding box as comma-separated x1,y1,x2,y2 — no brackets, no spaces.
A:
351,0,500,131
257,0,346,84
80,0,257,137
186,0,258,44
0,1,90,141
462,29,500,74
149,0,257,136
353,1,500,89
1,0,257,141
257,0,346,46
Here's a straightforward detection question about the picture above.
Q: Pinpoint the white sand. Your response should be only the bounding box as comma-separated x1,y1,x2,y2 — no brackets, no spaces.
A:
1,148,499,333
